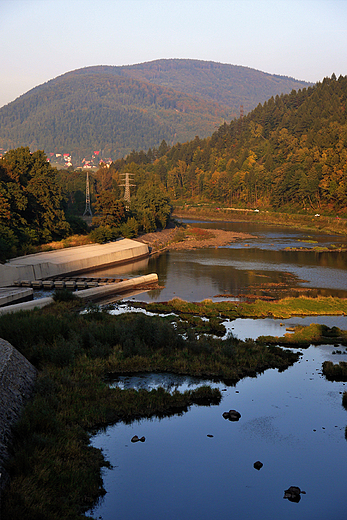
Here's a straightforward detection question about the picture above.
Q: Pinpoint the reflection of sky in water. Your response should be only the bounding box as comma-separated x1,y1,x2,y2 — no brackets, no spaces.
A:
88,221,347,519
90,342,347,520
195,257,347,290
87,220,347,302
183,218,347,250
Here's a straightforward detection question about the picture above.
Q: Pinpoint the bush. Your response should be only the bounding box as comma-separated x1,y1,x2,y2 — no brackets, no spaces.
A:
119,217,139,238
89,226,121,243
66,215,89,235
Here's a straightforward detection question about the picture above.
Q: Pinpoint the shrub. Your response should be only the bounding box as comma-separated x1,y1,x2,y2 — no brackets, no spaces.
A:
89,226,120,243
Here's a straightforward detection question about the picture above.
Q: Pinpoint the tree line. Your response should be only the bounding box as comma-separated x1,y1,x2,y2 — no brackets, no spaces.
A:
107,74,347,214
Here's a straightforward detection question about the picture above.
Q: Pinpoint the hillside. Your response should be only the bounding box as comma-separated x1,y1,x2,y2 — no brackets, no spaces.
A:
109,74,347,213
116,59,310,113
0,60,310,162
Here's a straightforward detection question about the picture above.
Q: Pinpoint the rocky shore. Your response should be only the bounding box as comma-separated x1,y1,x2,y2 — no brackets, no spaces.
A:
0,339,37,503
136,225,255,253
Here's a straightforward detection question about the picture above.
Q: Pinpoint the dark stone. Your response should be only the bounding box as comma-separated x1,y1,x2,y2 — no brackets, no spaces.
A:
284,486,306,502
131,435,145,443
253,461,263,470
222,409,241,421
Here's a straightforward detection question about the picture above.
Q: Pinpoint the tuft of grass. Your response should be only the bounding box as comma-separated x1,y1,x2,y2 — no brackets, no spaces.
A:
323,361,347,382
257,324,347,347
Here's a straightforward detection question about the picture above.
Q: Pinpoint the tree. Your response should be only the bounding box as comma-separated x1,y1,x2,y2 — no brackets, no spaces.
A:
92,191,127,227
1,147,71,253
131,183,172,232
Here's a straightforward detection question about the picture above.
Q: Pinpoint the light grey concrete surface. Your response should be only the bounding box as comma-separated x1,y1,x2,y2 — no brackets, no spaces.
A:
0,274,158,315
0,339,37,501
0,287,33,306
0,239,149,287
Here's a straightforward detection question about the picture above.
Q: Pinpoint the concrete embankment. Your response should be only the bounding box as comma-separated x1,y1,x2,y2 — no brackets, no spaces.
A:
0,274,158,316
0,239,149,288
0,339,37,502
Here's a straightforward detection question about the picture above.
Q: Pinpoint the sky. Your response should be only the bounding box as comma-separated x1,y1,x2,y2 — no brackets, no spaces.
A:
1,0,347,108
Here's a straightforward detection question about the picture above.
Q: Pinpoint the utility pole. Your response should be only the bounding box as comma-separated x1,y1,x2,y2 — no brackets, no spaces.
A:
119,172,136,208
83,171,93,216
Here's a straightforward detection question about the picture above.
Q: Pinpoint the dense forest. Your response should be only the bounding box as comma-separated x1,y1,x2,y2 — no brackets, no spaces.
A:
0,60,310,161
106,74,347,213
75,59,311,114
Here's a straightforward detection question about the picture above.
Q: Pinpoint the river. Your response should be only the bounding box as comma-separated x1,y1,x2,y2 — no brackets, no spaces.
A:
87,219,347,302
87,220,347,520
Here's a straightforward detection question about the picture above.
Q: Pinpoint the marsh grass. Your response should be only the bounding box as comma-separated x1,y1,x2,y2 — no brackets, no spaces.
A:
257,324,347,347
0,301,299,520
323,361,347,382
172,206,347,236
139,296,347,321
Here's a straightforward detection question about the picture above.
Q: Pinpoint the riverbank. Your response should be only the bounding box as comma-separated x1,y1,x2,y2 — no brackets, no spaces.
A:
172,206,347,235
136,224,255,253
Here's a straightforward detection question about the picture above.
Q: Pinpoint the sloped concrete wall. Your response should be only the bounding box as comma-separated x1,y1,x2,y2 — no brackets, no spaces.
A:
0,239,149,287
0,339,37,502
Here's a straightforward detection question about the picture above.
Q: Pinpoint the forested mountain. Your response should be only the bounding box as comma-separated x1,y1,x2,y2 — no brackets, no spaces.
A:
114,59,310,113
109,74,347,213
0,60,310,162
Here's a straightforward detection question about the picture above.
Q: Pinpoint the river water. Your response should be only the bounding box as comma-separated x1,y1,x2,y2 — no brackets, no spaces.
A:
87,219,347,302
87,220,347,520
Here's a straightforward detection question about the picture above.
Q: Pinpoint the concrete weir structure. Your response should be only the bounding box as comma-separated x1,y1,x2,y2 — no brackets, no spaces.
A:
0,239,149,287
0,238,158,312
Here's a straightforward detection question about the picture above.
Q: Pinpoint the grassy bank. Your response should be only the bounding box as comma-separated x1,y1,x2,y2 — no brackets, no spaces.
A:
0,298,298,520
135,295,347,322
172,205,347,236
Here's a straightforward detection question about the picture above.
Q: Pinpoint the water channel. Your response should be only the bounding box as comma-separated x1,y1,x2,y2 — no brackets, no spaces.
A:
87,220,347,520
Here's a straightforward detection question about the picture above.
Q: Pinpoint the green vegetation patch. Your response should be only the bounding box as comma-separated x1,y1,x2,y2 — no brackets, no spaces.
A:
0,301,298,520
257,323,347,347
136,296,347,321
323,361,347,382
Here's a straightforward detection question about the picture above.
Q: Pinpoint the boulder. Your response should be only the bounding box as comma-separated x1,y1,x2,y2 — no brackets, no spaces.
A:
284,486,306,502
222,409,241,421
131,435,145,443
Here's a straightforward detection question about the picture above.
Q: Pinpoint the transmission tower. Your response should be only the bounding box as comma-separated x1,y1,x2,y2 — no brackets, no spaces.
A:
119,172,136,208
83,171,93,216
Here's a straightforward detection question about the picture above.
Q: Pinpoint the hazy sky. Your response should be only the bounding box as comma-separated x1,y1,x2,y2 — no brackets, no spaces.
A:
1,0,347,108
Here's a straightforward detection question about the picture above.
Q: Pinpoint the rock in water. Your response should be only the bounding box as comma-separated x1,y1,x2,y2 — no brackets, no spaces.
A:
222,409,241,421
284,486,306,502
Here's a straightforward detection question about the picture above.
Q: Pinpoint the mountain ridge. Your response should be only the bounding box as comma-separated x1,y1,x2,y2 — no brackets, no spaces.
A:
0,59,312,161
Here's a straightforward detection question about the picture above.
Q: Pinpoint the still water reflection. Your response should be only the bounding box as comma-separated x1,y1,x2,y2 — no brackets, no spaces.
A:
87,219,347,302
90,339,347,520
88,221,347,520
